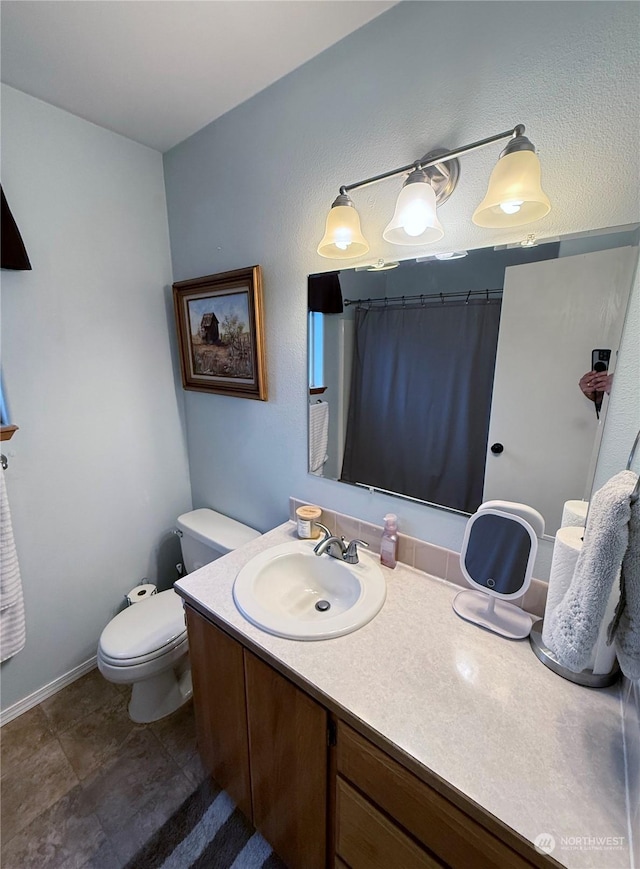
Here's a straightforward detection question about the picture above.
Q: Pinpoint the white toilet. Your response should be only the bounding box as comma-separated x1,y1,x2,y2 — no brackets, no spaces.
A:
97,508,260,723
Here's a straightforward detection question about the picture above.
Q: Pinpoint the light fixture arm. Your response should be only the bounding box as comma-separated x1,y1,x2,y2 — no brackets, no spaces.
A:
339,124,527,196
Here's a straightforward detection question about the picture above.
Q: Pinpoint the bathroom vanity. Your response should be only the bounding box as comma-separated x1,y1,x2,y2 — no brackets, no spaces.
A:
175,521,630,869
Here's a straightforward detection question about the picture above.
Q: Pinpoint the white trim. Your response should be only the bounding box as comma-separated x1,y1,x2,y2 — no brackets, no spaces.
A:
0,656,97,726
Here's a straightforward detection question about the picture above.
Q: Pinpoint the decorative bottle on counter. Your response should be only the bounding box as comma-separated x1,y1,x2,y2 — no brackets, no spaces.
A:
380,513,398,568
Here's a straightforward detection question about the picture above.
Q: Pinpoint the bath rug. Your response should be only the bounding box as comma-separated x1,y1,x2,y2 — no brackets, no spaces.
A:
125,776,286,869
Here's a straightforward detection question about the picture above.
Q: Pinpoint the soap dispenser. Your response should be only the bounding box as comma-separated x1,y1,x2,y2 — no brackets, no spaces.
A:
380,513,398,569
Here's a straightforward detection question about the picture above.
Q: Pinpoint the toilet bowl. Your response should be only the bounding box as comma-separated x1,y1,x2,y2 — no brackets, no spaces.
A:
97,508,260,723
98,589,190,723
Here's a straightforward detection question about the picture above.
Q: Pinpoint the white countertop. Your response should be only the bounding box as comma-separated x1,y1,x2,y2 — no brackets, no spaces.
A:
176,521,630,869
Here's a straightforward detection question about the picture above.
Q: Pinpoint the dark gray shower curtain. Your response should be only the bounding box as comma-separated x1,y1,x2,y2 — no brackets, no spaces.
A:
341,300,501,513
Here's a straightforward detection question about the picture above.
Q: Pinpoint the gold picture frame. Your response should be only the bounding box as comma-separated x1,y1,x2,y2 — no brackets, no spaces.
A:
173,266,267,400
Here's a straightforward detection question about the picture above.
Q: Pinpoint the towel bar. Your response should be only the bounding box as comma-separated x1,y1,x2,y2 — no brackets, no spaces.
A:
627,428,640,504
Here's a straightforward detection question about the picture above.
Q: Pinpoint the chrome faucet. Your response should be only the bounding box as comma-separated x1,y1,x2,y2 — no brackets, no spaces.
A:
313,523,369,564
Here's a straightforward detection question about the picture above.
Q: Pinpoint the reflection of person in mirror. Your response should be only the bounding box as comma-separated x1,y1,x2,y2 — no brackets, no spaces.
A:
579,370,613,402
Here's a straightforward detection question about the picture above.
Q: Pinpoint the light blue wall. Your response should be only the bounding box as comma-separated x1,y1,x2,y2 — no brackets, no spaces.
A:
1,86,193,713
164,2,639,553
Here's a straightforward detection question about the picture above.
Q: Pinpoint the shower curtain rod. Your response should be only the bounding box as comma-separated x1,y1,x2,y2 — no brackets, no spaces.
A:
343,288,502,307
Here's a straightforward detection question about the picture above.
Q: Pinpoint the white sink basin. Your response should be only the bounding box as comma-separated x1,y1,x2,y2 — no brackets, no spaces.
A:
233,539,386,640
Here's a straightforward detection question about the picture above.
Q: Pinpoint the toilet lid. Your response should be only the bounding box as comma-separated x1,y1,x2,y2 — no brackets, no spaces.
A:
99,589,186,660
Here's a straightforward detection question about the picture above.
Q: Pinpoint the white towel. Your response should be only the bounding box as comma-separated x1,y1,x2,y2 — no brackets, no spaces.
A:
0,466,26,662
609,490,640,678
546,470,637,673
309,402,329,476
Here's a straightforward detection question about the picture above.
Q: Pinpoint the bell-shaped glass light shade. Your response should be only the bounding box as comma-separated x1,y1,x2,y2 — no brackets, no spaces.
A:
383,180,444,245
472,150,551,228
317,204,369,259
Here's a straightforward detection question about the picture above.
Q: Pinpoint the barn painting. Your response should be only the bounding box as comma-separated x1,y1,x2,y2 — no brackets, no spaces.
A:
186,291,253,379
199,311,219,344
173,265,266,400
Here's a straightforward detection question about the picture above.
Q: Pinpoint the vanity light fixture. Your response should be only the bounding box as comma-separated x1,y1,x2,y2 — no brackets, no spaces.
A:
316,125,551,259
472,133,551,228
316,193,370,259
382,169,444,245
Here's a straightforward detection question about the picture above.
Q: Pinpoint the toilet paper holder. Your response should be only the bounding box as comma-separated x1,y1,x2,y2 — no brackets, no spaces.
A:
125,583,157,606
529,620,620,688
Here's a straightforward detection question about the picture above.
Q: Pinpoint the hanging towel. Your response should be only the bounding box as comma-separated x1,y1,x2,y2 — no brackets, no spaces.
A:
607,490,640,678
309,402,329,476
0,466,26,662
546,470,637,673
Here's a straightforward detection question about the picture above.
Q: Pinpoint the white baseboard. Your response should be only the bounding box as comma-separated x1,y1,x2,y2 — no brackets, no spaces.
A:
0,656,98,726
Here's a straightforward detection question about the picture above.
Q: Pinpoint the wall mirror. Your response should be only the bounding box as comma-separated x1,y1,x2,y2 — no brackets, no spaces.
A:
307,225,639,537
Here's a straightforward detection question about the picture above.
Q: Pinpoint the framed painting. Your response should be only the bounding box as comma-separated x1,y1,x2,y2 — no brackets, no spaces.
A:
173,266,267,400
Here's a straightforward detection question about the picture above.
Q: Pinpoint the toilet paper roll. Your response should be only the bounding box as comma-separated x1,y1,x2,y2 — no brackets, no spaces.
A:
561,499,589,529
126,584,157,605
541,526,583,649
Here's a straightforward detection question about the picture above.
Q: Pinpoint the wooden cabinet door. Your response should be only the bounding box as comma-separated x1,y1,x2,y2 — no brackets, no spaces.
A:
185,606,252,819
245,650,328,869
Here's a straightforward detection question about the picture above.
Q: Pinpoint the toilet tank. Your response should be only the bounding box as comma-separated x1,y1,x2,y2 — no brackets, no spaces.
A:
176,508,260,574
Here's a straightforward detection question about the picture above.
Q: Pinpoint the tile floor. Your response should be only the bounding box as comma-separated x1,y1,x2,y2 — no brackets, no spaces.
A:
1,669,207,868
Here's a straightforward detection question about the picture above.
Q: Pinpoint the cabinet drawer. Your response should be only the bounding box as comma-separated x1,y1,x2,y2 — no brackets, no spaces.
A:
337,722,537,869
336,777,442,869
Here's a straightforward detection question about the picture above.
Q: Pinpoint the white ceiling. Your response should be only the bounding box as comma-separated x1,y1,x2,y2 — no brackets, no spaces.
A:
0,0,396,152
